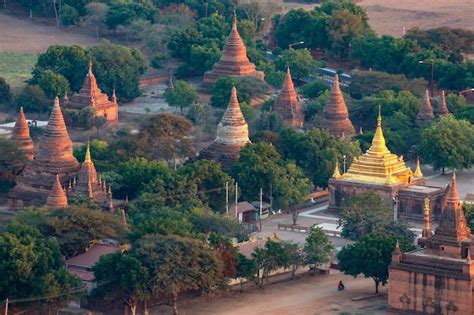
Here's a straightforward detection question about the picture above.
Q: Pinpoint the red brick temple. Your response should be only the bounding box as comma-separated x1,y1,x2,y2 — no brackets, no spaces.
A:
68,142,109,207
11,107,35,160
389,173,474,314
416,90,435,127
199,87,250,169
64,59,118,123
46,174,69,208
274,68,304,128
203,15,264,86
8,97,80,208
319,75,355,138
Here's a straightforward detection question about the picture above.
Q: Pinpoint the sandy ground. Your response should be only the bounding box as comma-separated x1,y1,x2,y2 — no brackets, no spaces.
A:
284,0,474,37
0,12,97,52
154,270,387,315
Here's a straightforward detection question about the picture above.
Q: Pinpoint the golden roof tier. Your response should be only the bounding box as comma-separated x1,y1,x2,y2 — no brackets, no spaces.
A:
199,87,250,169
11,107,35,160
336,108,413,186
319,75,355,138
46,174,69,208
8,97,80,208
64,59,118,123
274,68,304,128
203,14,264,86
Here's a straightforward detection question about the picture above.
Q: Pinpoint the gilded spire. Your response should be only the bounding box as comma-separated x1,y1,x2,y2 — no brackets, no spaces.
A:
11,107,35,160
46,174,69,208
414,157,423,177
320,74,355,138
439,90,449,116
332,159,342,179
274,67,304,128
422,197,432,238
367,106,390,156
84,141,92,164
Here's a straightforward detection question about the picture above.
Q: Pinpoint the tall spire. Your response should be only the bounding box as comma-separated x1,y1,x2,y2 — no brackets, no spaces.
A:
414,157,423,177
416,90,435,127
11,107,35,160
46,175,69,208
215,87,250,146
332,159,342,179
438,90,449,116
422,197,432,238
274,68,304,128
319,75,355,138
84,141,92,164
88,58,93,75
368,106,390,156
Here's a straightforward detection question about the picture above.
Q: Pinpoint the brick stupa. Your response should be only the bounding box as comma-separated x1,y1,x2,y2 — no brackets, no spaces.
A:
11,107,35,160
416,90,435,127
46,174,69,208
274,68,304,128
64,59,118,123
8,97,80,208
438,90,449,116
389,173,474,314
319,75,355,138
199,87,250,169
68,142,109,206
203,15,264,86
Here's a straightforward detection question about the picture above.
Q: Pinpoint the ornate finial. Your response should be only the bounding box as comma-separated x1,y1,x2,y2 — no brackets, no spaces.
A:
393,240,401,255
377,105,382,127
334,74,339,84
367,105,390,156
467,248,472,263
112,89,117,103
108,185,112,197
87,180,93,199
72,177,77,187
84,141,92,164
232,10,237,30
439,90,449,116
332,159,342,179
359,127,363,135
98,175,102,185
88,58,93,75
422,197,432,238
64,90,68,102
414,157,423,177
120,209,127,227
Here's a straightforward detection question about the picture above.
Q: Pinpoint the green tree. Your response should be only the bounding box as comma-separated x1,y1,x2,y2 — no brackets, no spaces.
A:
299,79,329,99
340,192,415,244
236,253,257,292
36,70,69,98
105,2,156,29
463,203,474,233
275,48,316,80
211,76,270,108
15,85,51,113
88,40,147,101
419,116,474,174
31,45,89,92
14,206,126,258
92,252,149,315
252,240,290,287
303,226,334,275
167,27,204,60
85,2,108,40
284,242,305,279
164,80,198,113
0,223,81,300
60,4,79,26
0,138,26,191
0,77,12,103
133,234,224,315
337,234,414,293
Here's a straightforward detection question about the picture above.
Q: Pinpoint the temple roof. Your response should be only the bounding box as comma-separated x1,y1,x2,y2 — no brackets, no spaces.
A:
416,90,435,125
337,108,413,186
432,173,471,244
215,87,250,146
46,174,69,208
274,68,304,128
11,107,35,160
438,90,449,116
319,75,355,138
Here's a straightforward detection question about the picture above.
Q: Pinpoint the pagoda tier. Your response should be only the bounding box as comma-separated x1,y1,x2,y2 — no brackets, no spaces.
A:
64,59,118,123
46,174,69,208
438,90,449,116
69,142,108,205
319,75,355,138
11,107,35,160
338,109,413,186
274,68,304,128
416,90,435,127
8,97,80,208
199,87,250,169
203,15,264,86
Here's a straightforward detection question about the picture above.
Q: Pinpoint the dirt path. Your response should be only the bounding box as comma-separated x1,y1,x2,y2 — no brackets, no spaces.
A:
153,270,387,315
0,12,97,52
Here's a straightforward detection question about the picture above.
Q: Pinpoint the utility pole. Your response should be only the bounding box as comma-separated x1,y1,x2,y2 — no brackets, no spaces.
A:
259,187,263,232
235,182,238,221
225,182,229,215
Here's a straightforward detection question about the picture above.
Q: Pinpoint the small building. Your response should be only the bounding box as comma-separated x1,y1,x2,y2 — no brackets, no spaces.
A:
398,185,447,221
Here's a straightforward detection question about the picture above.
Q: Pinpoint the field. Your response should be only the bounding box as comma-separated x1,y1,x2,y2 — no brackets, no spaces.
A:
285,0,474,37
0,51,37,88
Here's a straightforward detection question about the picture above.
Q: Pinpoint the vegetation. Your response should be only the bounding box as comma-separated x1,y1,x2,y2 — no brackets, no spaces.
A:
0,52,37,88
164,80,198,113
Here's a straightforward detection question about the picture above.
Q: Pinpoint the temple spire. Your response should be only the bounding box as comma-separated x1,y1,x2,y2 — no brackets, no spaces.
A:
88,58,93,75
332,159,342,179
232,11,237,30
46,175,69,208
439,90,449,116
416,90,435,126
414,157,423,177
84,141,92,164
422,197,432,238
11,107,35,160
319,74,355,138
274,67,303,128
368,106,390,156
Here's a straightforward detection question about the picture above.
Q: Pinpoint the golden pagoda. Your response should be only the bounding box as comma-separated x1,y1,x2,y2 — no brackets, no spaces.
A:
338,107,413,186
